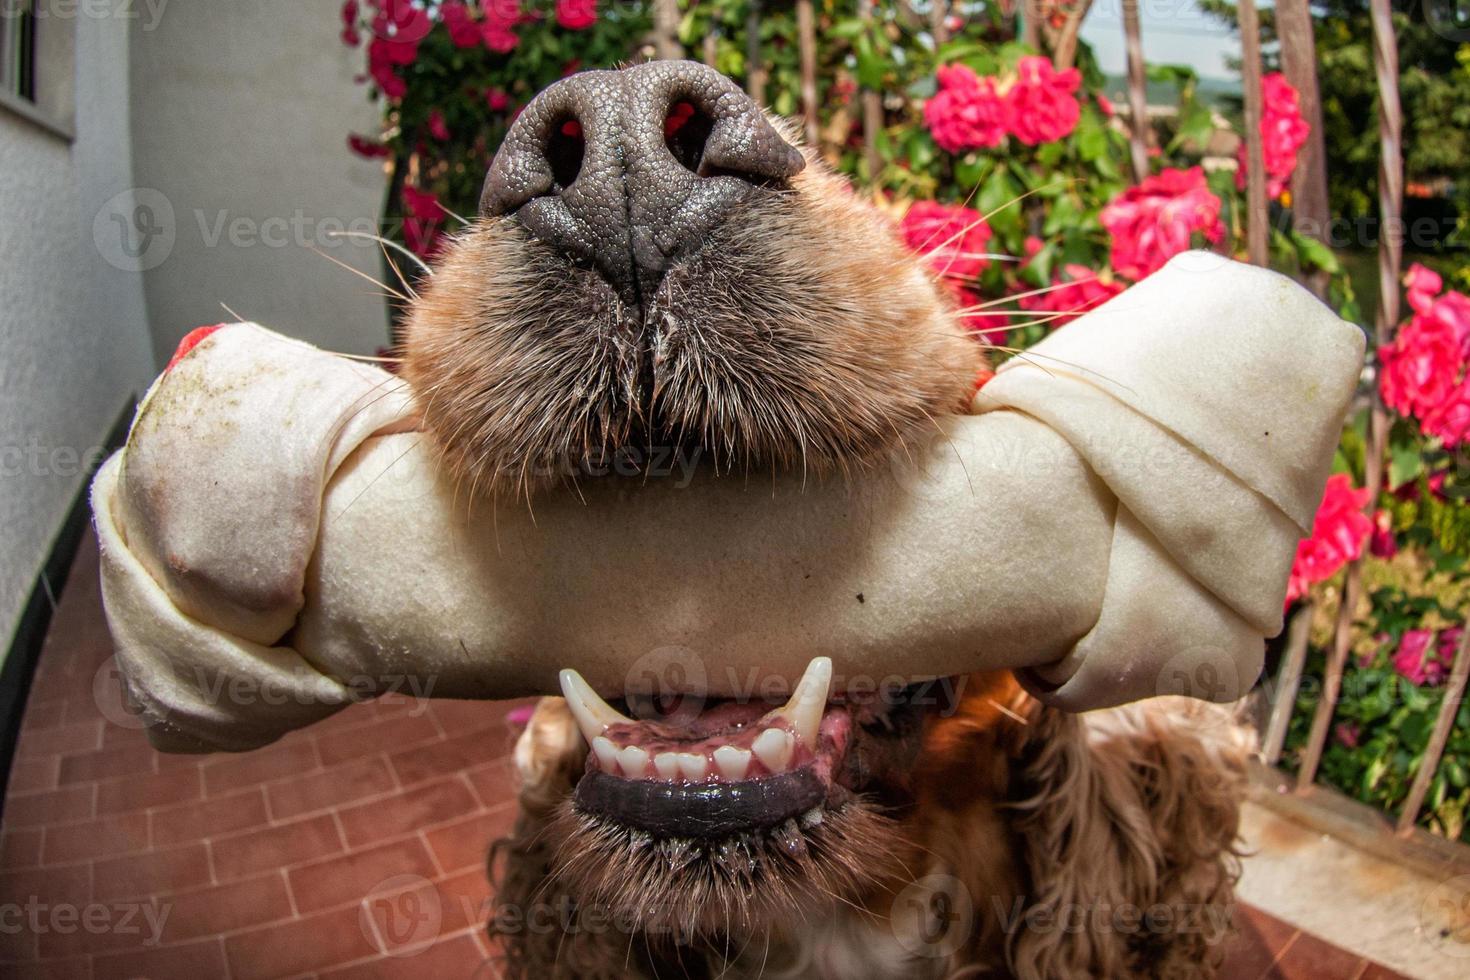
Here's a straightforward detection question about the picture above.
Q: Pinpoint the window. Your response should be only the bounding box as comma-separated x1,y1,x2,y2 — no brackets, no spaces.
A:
0,0,37,103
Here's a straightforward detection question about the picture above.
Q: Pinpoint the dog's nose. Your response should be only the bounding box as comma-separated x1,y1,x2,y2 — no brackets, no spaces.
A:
481,61,805,294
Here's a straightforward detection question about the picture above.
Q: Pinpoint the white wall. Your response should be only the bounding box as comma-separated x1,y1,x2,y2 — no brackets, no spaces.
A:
0,7,157,655
129,1,392,360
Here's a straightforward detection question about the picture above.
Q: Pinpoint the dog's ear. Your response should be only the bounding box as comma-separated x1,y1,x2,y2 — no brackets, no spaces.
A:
1002,698,1252,979
511,696,586,816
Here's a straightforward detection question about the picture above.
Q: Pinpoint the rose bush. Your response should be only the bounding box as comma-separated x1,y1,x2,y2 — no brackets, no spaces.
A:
342,2,1468,838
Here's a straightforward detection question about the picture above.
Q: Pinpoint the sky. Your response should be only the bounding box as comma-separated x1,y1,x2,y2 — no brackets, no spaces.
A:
1077,0,1244,81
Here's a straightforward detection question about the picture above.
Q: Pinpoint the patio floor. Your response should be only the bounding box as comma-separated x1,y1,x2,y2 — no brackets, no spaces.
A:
0,532,1414,978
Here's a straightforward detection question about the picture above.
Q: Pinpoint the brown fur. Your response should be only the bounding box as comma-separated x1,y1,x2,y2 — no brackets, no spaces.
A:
487,676,1252,979
401,129,983,498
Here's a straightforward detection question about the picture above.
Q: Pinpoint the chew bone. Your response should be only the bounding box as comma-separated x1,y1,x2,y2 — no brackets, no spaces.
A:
91,253,1364,752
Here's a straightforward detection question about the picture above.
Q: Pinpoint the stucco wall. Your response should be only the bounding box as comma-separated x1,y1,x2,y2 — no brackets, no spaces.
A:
0,9,156,655
129,1,392,360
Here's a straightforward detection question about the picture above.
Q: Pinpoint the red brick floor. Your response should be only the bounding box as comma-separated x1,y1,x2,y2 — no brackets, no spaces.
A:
0,533,1412,979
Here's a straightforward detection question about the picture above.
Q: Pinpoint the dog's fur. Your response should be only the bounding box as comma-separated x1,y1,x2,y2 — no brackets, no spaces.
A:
399,84,1253,979
488,676,1252,979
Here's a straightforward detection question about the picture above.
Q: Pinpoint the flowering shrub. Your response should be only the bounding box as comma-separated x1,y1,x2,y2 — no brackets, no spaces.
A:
340,3,1468,837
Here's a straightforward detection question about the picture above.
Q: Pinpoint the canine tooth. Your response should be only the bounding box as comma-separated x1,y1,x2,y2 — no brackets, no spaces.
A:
654,752,680,780
799,807,824,828
591,736,619,772
712,746,751,780
676,752,708,781
618,745,650,778
751,728,795,772
760,657,832,749
558,669,633,744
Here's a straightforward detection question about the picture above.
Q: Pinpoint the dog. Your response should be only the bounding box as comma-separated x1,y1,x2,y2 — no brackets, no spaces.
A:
397,61,1253,979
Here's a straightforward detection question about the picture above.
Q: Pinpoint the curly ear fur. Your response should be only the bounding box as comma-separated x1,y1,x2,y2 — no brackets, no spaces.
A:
485,689,1252,980
999,696,1252,980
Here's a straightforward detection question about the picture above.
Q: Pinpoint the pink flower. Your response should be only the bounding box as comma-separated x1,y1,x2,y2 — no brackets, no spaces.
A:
1393,629,1446,687
341,0,362,46
1284,473,1373,604
1423,378,1470,447
1019,264,1125,327
1405,263,1444,315
1369,509,1397,559
1096,93,1115,117
481,0,521,52
1334,722,1360,749
348,133,392,158
1379,267,1470,444
1099,166,1224,281
1004,56,1082,146
428,108,451,141
402,185,444,258
900,201,993,282
1235,73,1310,199
924,64,1011,154
486,87,510,112
555,0,597,30
440,1,483,48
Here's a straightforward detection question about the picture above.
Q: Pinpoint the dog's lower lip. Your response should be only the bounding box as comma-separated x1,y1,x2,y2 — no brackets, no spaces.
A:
574,766,828,839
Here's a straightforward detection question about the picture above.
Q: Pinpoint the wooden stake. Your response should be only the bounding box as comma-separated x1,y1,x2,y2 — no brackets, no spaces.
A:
1262,602,1315,766
1237,0,1269,266
1275,0,1331,295
931,0,950,47
1121,0,1149,184
653,0,682,61
859,0,884,184
1299,0,1405,792
745,2,766,106
795,0,820,148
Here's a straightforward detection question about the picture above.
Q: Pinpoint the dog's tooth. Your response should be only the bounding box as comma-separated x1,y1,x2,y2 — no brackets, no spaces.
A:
558,669,633,745
591,735,619,772
676,752,709,781
758,657,832,749
799,807,824,828
712,746,751,781
618,745,650,778
653,752,680,780
751,728,795,773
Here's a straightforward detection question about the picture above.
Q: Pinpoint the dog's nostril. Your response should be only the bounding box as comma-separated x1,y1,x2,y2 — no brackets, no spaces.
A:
664,100,713,174
547,118,585,190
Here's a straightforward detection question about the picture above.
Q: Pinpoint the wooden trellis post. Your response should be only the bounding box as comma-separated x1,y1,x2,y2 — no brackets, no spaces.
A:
1262,602,1315,766
745,1,766,105
1275,0,1332,295
859,0,884,184
1398,625,1470,833
1296,0,1403,791
931,0,950,46
1237,0,1269,266
795,0,820,147
1121,0,1149,184
653,0,682,61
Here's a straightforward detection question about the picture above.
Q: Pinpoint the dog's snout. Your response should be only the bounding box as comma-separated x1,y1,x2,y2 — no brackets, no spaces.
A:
481,60,805,294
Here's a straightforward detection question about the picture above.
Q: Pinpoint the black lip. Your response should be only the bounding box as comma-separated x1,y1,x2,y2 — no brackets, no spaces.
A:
573,767,826,839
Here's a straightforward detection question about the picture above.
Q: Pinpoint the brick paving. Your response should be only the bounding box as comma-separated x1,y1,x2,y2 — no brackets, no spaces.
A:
0,532,1410,978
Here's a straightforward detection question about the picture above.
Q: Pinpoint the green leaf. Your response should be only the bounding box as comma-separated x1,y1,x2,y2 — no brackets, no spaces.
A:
1388,441,1425,491
1293,232,1342,274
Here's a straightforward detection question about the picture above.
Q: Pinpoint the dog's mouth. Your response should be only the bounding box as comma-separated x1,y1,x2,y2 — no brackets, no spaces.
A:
560,657,940,842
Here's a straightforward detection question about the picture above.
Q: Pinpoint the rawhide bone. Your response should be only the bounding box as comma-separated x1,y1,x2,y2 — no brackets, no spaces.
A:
91,253,1364,752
